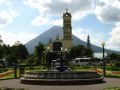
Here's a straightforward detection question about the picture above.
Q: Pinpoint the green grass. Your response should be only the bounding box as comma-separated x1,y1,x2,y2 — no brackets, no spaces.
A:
72,66,95,71
0,73,14,79
74,68,94,71
103,87,120,90
106,74,120,78
25,65,47,70
25,67,47,73
0,70,20,79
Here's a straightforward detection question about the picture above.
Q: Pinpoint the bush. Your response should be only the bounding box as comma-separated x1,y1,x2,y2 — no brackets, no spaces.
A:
0,68,7,73
68,64,79,69
104,62,120,71
111,62,120,71
105,66,113,71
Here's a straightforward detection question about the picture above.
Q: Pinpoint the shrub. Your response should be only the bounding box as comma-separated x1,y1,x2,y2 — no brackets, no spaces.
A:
111,62,120,71
0,68,7,73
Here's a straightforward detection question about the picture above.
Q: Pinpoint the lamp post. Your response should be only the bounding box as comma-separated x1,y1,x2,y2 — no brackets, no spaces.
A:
17,60,21,77
61,47,63,51
13,62,17,78
101,42,106,77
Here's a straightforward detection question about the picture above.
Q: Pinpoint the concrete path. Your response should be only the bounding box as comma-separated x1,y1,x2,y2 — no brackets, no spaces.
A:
0,78,120,90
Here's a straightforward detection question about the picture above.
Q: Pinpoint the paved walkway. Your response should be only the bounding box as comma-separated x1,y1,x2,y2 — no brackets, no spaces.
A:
0,78,120,90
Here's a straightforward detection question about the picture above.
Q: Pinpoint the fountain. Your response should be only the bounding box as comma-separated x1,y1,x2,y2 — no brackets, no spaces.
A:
20,10,104,85
20,50,104,85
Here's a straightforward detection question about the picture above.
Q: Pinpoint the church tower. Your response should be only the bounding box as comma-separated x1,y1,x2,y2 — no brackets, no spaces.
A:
63,9,72,40
62,9,72,50
47,9,73,52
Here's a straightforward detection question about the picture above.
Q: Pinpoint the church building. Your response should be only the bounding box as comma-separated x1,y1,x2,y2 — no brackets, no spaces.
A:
46,10,72,52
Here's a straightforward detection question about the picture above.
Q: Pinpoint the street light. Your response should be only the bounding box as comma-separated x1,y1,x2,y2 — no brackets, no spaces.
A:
61,47,63,51
13,62,17,78
101,42,106,77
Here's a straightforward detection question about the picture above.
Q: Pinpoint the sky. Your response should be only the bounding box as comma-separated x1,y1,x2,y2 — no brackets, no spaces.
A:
0,0,120,52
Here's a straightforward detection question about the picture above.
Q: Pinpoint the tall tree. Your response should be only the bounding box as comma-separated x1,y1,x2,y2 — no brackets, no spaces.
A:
107,53,120,62
86,35,91,50
69,44,93,59
34,42,45,65
0,45,3,58
85,48,93,57
0,35,3,58
10,44,29,62
6,54,18,66
26,54,35,64
0,35,3,45
2,44,10,59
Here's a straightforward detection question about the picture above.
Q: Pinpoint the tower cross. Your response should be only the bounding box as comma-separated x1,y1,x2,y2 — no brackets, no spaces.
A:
66,9,68,12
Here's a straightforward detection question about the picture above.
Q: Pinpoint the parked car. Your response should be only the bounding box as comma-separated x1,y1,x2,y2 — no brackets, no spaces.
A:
74,58,91,66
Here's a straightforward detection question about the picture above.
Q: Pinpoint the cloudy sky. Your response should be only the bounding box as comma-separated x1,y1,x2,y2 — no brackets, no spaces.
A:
0,0,120,51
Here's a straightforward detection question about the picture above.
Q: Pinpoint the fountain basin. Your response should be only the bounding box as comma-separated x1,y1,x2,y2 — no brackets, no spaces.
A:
20,71,104,85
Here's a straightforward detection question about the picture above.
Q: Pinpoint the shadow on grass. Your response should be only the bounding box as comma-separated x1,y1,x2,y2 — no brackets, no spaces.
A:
0,87,29,90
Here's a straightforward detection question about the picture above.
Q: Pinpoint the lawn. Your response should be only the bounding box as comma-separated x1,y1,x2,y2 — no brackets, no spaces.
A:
103,87,120,90
0,73,14,79
0,70,20,79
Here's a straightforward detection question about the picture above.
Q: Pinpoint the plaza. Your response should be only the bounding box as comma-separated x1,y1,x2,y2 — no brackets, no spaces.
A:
0,0,120,90
0,78,120,90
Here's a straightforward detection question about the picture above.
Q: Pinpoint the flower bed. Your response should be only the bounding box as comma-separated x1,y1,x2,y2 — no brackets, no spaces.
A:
0,70,14,77
112,71,120,74
95,68,120,78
